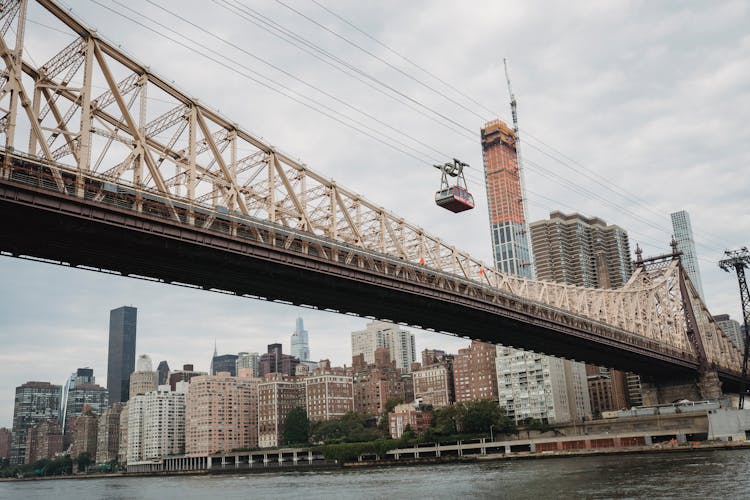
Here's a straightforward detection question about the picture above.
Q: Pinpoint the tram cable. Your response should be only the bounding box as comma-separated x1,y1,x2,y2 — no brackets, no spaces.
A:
77,0,735,255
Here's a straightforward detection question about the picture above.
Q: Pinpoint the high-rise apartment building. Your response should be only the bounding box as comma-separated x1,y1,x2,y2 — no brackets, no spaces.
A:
0,428,11,460
481,119,595,423
168,364,206,391
127,385,186,463
351,351,408,416
24,420,63,464
107,306,137,404
96,403,124,464
453,341,498,402
257,375,306,448
351,321,416,373
532,210,644,412
185,372,260,456
480,119,533,278
11,381,62,464
291,316,311,362
529,210,635,415
530,211,632,288
586,365,629,417
118,404,129,465
129,355,159,398
304,374,354,422
259,343,300,376
236,352,261,378
421,349,448,367
496,348,591,424
671,210,705,301
714,314,744,352
412,361,454,409
71,406,98,460
61,368,108,444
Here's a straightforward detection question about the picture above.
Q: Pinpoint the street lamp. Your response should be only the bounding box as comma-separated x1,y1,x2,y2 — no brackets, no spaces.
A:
490,424,495,443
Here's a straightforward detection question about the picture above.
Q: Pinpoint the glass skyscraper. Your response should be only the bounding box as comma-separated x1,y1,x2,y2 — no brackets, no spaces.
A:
670,210,705,301
106,306,137,403
11,382,62,464
290,316,310,362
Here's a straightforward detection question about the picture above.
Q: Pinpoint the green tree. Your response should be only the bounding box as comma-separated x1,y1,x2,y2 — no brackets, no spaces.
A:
376,414,390,436
529,418,552,433
312,411,384,443
432,405,459,435
384,397,404,414
283,407,310,445
460,399,502,434
76,452,93,472
398,427,417,446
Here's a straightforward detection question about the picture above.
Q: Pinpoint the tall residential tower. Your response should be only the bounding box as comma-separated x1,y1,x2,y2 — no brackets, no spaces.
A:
10,382,62,464
530,211,639,415
480,119,533,278
671,210,705,301
107,306,137,404
530,211,632,288
351,321,416,373
481,119,590,424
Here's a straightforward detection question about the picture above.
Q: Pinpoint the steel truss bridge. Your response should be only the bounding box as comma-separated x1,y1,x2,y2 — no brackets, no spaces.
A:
0,0,743,393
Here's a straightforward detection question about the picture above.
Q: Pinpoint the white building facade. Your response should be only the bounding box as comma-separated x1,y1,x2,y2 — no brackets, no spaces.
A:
126,384,186,463
496,347,591,424
236,352,261,378
351,321,416,372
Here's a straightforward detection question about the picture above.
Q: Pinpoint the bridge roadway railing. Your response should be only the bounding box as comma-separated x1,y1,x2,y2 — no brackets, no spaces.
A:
0,150,733,375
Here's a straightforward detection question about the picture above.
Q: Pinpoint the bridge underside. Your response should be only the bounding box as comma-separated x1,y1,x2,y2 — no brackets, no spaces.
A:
0,179,741,392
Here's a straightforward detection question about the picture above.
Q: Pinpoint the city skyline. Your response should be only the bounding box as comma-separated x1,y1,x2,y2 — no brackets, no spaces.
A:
0,0,747,432
0,292,467,428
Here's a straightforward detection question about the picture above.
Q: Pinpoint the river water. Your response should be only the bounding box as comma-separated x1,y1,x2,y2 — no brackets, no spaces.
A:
1,450,749,499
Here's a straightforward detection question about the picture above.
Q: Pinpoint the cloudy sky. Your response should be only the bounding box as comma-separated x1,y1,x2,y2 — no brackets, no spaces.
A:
1,0,748,427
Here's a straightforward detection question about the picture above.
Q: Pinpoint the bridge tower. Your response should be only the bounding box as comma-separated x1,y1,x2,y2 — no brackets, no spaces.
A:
637,241,724,405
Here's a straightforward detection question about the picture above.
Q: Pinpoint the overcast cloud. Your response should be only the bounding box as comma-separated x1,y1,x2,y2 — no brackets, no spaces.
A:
0,0,748,427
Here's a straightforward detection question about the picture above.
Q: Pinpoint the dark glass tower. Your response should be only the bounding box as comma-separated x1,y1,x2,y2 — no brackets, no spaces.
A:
106,306,137,403
157,360,171,386
210,354,238,376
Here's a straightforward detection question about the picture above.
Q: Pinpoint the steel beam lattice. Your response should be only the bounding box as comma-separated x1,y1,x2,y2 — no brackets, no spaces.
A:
0,0,743,379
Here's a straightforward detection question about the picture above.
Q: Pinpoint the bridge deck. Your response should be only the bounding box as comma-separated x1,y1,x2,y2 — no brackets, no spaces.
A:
1,153,741,389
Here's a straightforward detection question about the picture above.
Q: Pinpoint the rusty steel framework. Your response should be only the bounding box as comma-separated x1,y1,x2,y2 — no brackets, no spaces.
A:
0,0,743,377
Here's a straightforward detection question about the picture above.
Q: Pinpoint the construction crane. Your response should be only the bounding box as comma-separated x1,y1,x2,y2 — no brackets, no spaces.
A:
504,58,519,136
504,58,534,278
719,247,750,408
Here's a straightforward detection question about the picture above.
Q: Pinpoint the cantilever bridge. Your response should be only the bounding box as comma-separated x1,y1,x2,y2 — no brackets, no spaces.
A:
0,0,744,400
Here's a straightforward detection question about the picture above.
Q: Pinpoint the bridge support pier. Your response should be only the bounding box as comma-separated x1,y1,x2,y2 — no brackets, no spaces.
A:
641,369,723,405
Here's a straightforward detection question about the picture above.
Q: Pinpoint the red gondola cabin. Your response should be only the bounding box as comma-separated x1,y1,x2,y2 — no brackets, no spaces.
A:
435,186,475,213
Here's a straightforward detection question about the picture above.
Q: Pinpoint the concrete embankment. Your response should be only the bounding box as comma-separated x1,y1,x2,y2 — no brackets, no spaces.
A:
344,441,750,468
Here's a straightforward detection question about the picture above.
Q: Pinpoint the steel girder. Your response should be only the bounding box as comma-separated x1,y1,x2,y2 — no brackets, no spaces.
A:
0,0,742,376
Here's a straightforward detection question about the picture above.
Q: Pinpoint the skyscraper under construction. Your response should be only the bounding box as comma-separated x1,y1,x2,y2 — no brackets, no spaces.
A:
480,119,533,278
482,118,590,424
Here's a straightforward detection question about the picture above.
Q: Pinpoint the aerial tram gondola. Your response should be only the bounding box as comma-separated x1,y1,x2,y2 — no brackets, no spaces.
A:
434,159,474,213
